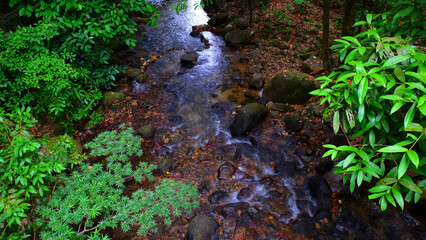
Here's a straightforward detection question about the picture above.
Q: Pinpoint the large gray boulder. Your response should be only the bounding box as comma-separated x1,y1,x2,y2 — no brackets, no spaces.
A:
262,72,317,104
230,103,268,137
225,30,251,47
180,51,199,67
186,215,220,240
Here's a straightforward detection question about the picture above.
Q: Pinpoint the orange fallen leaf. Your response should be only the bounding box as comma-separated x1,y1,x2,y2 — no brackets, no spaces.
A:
88,166,93,169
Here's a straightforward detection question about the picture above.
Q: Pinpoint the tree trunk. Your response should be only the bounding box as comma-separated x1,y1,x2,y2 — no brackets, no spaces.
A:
322,0,331,74
342,0,360,37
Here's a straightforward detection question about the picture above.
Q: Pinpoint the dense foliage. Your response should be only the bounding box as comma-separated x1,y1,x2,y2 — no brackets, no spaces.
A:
37,126,199,239
312,8,426,210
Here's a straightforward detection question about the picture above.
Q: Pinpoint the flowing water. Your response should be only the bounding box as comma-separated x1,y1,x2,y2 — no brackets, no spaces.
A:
108,0,426,239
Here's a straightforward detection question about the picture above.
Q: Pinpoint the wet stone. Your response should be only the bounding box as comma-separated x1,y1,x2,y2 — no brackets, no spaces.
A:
208,190,229,204
291,217,318,238
315,158,333,174
218,162,236,180
301,55,323,74
237,188,252,201
103,91,125,107
136,125,156,138
274,161,296,177
213,202,249,218
180,51,199,67
190,30,202,38
186,215,220,240
249,73,264,89
198,181,213,194
283,115,305,132
304,176,332,209
222,217,237,238
249,65,262,74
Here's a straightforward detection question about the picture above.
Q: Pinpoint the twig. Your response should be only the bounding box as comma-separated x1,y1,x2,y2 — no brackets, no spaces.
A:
339,123,352,146
77,225,99,236
0,226,7,239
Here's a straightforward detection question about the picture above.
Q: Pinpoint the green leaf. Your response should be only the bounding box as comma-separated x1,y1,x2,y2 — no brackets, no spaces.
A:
345,49,358,64
394,67,406,82
333,111,340,134
398,154,409,179
346,109,355,129
366,14,373,24
404,123,424,132
358,77,368,104
404,103,416,130
343,153,356,168
379,196,387,211
380,94,404,101
392,188,404,210
369,185,391,193
383,55,411,67
342,36,361,47
405,71,426,84
399,178,423,194
390,101,404,114
369,131,376,149
407,150,419,168
369,192,386,199
377,145,408,153
377,178,397,186
358,46,366,56
385,193,396,207
357,170,364,187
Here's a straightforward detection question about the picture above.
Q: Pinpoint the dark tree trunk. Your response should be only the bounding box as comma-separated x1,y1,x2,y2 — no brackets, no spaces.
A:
342,0,360,37
322,0,331,74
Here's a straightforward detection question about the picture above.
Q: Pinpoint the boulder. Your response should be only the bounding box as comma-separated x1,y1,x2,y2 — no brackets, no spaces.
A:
208,13,228,27
304,176,332,209
136,125,156,138
103,91,125,107
233,18,248,30
186,215,220,240
262,72,317,104
249,73,264,89
222,24,236,34
126,68,141,78
225,30,251,47
180,51,199,67
301,56,323,74
218,162,236,180
230,103,268,137
237,188,252,201
208,190,229,204
249,65,262,74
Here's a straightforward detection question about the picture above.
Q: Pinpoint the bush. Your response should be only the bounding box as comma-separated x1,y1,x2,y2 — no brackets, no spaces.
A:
311,14,426,210
0,107,83,230
37,125,199,239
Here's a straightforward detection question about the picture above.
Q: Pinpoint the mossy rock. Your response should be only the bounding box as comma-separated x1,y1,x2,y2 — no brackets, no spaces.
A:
103,91,125,107
137,125,156,138
262,72,317,104
230,103,268,137
46,137,83,155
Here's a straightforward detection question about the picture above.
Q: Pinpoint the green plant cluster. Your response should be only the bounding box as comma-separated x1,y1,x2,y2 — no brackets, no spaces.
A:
0,107,83,230
311,13,426,210
0,0,160,130
37,126,199,239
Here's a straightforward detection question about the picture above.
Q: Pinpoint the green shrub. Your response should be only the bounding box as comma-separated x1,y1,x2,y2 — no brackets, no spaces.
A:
37,125,199,239
0,108,83,230
311,14,426,210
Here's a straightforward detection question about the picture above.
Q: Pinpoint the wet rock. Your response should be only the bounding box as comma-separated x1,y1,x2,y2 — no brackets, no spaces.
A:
186,215,220,240
301,56,323,74
304,176,332,209
126,67,141,78
208,13,228,27
233,17,248,30
283,115,305,131
262,72,317,104
230,103,268,137
103,91,125,107
213,202,249,218
197,181,213,194
135,73,148,83
237,188,252,201
218,162,236,180
136,125,156,138
315,158,333,174
225,30,251,47
291,217,317,238
274,161,296,177
222,217,237,238
157,158,171,173
231,74,242,81
223,24,236,34
190,30,202,38
180,51,198,67
208,190,229,204
265,102,293,112
249,73,264,89
249,65,262,74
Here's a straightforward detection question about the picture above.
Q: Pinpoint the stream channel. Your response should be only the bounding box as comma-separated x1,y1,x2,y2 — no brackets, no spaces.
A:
100,0,426,239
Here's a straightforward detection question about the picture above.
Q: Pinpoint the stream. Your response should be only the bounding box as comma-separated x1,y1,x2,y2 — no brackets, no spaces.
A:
103,0,426,239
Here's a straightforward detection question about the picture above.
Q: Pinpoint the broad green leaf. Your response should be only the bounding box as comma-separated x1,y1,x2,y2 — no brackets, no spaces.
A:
377,146,408,153
385,193,396,207
357,150,370,161
407,150,419,168
398,154,409,179
405,71,426,84
377,178,397,186
358,77,368,104
370,73,386,86
358,104,365,122
323,144,337,149
419,103,426,116
343,153,356,168
346,109,355,129
345,49,358,64
357,170,364,187
383,55,411,68
390,101,404,114
366,14,373,24
399,178,423,194
369,185,391,193
379,196,387,211
336,146,358,152
333,111,340,134
350,173,356,192
369,192,386,199
393,6,414,21
404,103,416,130
358,46,366,56
380,95,404,101
394,67,406,82
369,131,375,149
354,73,363,85
392,188,404,209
